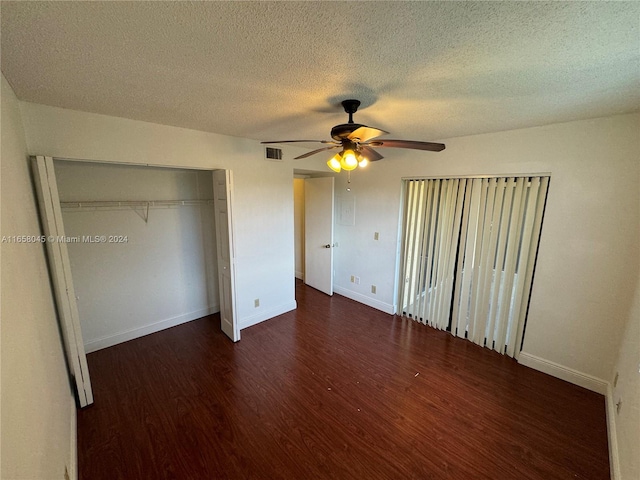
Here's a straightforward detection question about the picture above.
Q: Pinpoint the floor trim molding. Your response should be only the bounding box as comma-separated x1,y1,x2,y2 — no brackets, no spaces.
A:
239,301,297,330
333,286,395,315
84,305,219,353
517,352,608,394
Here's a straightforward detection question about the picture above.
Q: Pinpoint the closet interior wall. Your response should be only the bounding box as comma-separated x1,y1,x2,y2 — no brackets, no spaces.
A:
54,160,219,352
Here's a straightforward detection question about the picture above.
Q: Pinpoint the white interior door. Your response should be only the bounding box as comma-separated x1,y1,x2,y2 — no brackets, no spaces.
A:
31,156,93,407
212,170,240,342
304,177,335,295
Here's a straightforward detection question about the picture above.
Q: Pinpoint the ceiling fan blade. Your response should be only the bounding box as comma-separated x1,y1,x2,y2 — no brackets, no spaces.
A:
294,145,341,160
359,146,384,162
370,139,446,152
261,140,329,144
347,126,389,143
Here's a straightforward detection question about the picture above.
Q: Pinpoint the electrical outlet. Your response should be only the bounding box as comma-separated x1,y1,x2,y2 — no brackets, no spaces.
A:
254,298,260,308
355,276,360,285
371,285,376,294
374,232,379,240
350,275,355,283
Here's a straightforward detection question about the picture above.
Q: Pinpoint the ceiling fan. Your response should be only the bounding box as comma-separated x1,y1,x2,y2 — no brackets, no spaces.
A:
262,99,445,173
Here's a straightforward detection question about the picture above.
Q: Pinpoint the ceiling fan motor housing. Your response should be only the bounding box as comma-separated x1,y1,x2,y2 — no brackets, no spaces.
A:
331,123,366,141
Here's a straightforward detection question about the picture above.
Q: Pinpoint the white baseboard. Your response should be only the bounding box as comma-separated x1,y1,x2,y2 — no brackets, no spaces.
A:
333,286,395,315
239,300,297,330
517,351,609,394
295,271,304,280
84,305,219,353
605,383,621,480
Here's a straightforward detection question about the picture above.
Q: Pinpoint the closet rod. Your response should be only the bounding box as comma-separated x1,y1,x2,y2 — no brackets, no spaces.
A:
60,199,214,210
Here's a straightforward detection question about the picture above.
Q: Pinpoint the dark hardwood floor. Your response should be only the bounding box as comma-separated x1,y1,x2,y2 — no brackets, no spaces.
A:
78,283,610,479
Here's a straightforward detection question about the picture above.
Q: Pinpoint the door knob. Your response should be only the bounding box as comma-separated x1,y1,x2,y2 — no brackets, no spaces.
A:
324,244,331,248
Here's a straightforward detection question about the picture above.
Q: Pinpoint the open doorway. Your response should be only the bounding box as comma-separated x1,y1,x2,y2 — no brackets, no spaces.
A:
293,176,305,283
293,171,336,296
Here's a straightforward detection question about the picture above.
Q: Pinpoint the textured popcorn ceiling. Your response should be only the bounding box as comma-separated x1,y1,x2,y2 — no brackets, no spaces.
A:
1,1,638,143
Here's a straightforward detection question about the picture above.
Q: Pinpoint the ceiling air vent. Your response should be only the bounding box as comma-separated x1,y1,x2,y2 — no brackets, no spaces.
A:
265,147,283,161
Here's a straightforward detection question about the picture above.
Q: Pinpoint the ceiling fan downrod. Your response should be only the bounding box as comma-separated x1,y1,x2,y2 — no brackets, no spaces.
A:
342,99,361,124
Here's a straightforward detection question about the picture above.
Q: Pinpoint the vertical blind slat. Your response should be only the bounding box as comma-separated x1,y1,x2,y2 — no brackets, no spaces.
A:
422,180,440,323
443,179,467,329
483,177,507,348
416,180,434,322
400,180,417,313
495,177,526,353
506,177,540,356
432,180,449,328
472,177,498,345
406,180,423,317
451,179,472,337
488,177,515,351
434,179,459,329
398,180,413,312
468,178,490,346
513,177,549,358
427,180,446,326
458,178,483,338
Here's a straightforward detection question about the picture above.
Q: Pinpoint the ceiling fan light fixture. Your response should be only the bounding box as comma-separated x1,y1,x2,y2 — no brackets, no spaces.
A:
262,98,445,174
340,149,358,171
327,154,342,172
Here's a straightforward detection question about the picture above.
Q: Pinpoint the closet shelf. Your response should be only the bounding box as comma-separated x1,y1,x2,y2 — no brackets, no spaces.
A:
60,199,214,211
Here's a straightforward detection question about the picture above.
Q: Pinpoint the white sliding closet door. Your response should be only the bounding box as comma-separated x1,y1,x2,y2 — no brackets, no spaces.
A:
32,156,93,407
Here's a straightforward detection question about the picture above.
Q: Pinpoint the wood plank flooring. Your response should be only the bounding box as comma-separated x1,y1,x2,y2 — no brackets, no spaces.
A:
78,283,610,479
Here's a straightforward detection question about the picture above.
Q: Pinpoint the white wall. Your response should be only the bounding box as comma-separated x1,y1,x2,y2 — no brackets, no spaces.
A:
293,177,305,279
19,101,300,330
54,161,219,352
331,113,639,386
1,76,76,478
611,280,640,480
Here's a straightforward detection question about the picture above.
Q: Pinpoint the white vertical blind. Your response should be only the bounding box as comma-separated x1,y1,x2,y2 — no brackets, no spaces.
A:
399,175,549,358
399,178,467,330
